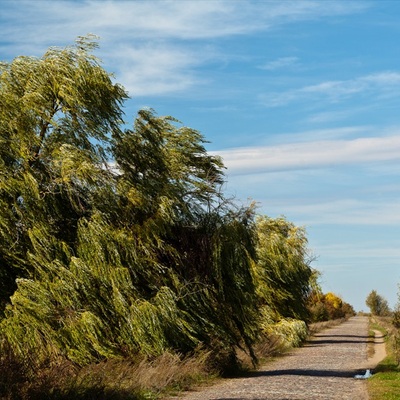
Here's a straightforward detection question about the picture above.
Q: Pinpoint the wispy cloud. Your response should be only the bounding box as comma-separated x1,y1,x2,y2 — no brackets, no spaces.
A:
315,242,400,260
306,110,358,124
0,0,367,46
107,43,211,96
0,0,371,96
0,0,370,44
268,126,373,144
217,134,400,175
260,71,400,107
259,57,299,71
281,198,400,226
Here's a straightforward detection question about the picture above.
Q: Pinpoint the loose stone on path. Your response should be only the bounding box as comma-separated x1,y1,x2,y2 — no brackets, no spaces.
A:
167,316,371,400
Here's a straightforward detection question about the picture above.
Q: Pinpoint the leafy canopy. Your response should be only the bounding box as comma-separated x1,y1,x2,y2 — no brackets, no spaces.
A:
366,290,390,316
0,36,317,375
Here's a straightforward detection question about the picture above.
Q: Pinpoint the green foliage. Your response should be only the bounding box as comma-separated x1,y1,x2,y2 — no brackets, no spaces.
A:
0,34,127,305
0,37,319,397
253,216,314,321
112,108,225,223
393,306,400,329
366,290,391,316
261,317,308,349
0,37,261,372
393,286,400,329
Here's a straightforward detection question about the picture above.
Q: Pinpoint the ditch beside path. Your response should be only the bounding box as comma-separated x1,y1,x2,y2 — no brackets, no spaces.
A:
167,316,374,400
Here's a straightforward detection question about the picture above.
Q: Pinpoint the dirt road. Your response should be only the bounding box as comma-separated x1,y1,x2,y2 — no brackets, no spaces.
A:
168,316,376,400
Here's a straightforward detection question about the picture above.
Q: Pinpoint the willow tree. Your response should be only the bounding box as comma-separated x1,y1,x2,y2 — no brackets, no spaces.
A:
254,216,314,321
0,35,127,309
0,37,260,371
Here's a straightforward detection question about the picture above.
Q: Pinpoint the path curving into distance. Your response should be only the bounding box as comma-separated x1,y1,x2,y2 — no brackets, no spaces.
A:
167,316,378,400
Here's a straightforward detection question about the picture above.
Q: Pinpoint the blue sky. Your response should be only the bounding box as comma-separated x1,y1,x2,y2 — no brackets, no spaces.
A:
1,0,400,311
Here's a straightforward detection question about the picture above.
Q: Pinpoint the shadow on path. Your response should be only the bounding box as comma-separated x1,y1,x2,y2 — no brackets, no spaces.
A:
305,333,369,346
239,368,363,379
307,339,367,345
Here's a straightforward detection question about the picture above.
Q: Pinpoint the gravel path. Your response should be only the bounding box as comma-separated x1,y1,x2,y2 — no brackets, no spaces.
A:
168,316,370,400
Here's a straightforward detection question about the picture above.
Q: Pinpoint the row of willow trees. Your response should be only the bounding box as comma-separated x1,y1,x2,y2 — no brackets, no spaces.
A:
0,37,318,373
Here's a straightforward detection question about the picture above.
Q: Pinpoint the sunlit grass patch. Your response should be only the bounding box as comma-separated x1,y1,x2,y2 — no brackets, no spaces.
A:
368,361,400,400
367,318,400,400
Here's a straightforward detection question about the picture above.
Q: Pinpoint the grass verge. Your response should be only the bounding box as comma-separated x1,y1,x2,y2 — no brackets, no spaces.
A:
0,350,214,400
367,317,400,400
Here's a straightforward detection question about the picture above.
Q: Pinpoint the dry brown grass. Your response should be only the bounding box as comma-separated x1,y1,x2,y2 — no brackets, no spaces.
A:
237,331,307,372
307,318,347,336
0,348,213,400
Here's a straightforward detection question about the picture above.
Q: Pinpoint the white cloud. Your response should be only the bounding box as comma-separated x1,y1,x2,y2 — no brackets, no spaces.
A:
306,110,359,124
218,134,400,175
259,57,299,71
3,0,367,42
216,131,400,229
362,71,400,85
248,195,400,227
269,126,373,144
260,71,400,107
0,0,371,96
1,0,366,48
107,43,211,96
315,243,400,260
285,199,400,226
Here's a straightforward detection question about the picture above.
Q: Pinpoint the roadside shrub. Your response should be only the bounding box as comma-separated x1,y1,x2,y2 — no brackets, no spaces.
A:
307,291,355,322
261,318,308,350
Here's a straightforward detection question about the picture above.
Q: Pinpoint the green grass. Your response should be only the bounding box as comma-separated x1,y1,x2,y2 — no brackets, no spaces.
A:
367,318,400,400
368,356,400,400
